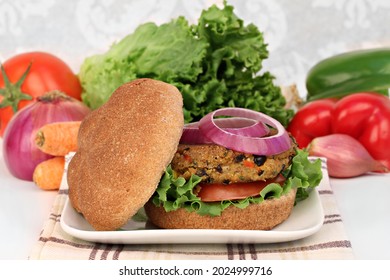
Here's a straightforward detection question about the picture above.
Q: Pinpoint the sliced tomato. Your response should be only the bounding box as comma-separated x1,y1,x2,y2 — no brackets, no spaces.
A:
197,175,285,202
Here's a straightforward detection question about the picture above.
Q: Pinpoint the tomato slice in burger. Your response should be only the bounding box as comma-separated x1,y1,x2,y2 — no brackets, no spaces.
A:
197,175,285,202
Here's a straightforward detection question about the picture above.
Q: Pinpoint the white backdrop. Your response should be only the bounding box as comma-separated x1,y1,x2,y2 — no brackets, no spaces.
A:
1,0,390,96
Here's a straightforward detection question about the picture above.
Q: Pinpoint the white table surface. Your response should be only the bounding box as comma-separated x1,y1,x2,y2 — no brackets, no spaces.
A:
0,138,389,260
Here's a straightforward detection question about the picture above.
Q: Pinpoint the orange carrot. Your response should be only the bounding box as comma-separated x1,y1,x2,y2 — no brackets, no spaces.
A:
35,121,81,156
33,157,65,191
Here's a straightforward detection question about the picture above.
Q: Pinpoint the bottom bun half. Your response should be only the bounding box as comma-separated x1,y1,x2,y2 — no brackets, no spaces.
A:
144,188,297,230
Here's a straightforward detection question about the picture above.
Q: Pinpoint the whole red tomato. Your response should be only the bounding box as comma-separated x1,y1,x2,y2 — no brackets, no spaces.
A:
0,52,82,136
287,98,337,148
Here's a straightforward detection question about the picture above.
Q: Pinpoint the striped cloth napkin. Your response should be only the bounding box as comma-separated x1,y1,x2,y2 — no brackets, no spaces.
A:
29,158,354,260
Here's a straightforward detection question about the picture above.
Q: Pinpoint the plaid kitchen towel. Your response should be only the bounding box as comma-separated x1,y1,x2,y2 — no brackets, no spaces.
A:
29,158,354,260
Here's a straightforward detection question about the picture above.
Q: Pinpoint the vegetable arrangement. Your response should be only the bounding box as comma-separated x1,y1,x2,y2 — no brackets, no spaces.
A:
1,2,389,192
0,52,83,136
2,91,90,182
78,3,293,126
288,92,390,177
289,48,390,178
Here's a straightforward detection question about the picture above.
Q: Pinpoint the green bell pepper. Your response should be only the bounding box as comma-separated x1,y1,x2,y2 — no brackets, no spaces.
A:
306,48,390,101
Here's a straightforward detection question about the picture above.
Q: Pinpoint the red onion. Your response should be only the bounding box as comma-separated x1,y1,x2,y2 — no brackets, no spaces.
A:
2,91,90,181
198,108,292,155
180,117,270,144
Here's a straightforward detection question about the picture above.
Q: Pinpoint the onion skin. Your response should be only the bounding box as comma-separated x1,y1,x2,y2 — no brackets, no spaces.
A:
2,91,90,181
307,134,389,178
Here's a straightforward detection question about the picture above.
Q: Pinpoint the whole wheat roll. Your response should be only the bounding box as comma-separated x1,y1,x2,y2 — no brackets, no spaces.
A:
67,78,184,231
144,188,297,230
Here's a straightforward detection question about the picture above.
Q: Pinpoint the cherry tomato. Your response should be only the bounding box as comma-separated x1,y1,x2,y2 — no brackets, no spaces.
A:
0,52,82,136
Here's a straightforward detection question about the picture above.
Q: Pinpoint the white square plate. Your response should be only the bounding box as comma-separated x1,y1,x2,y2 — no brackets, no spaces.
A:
60,180,325,244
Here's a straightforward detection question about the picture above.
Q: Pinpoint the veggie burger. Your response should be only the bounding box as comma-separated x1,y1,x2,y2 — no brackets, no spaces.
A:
67,78,323,231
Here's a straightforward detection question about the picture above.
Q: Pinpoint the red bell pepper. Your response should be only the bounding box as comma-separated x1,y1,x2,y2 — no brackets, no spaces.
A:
287,92,390,170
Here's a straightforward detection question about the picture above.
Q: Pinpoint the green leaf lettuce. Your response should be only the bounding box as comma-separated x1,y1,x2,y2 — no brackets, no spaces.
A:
79,2,293,126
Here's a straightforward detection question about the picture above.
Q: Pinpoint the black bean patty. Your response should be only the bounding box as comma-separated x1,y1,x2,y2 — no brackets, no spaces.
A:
171,143,297,184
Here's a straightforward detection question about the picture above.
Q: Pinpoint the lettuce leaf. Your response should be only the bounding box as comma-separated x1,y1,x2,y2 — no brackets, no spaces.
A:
79,2,293,126
151,149,323,217
79,17,207,109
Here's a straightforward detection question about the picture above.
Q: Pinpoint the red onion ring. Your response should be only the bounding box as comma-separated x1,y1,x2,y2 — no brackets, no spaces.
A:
198,108,292,155
180,117,270,144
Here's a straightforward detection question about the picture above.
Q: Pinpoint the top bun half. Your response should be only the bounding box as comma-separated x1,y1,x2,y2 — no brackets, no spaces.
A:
67,78,184,231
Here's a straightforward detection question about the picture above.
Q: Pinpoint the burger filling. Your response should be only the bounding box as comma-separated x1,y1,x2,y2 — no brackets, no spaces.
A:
171,144,295,202
150,146,323,217
150,108,323,217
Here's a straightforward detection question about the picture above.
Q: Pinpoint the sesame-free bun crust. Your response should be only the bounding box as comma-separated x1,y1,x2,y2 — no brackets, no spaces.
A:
144,188,297,230
67,78,184,231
